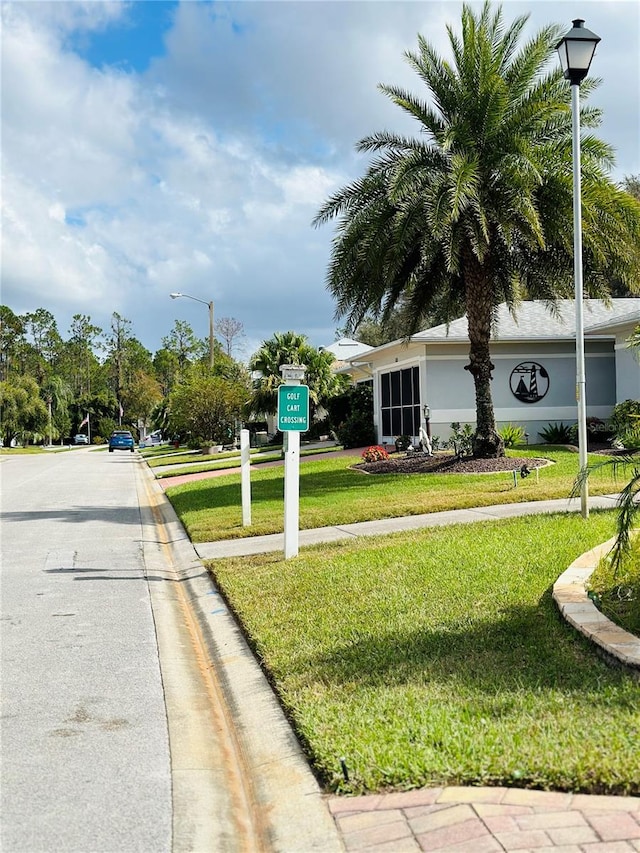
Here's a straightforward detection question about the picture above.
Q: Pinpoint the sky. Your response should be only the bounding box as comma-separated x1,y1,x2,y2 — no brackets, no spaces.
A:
2,0,639,361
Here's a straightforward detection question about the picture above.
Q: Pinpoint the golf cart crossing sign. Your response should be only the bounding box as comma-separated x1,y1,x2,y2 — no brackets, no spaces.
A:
277,384,309,432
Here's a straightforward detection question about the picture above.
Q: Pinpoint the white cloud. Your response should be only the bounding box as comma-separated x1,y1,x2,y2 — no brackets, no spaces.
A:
1,1,638,354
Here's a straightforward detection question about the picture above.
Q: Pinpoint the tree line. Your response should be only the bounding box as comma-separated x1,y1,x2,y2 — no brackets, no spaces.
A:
0,307,363,449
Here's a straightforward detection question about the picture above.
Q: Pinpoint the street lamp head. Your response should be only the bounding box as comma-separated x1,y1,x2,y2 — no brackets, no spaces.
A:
556,19,601,85
169,292,183,299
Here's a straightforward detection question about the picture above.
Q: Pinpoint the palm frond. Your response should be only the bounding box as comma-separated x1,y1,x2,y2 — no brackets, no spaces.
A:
573,455,640,572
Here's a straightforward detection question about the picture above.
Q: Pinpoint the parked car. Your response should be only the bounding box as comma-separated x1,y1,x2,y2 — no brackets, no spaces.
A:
74,434,89,445
109,430,135,453
139,430,163,448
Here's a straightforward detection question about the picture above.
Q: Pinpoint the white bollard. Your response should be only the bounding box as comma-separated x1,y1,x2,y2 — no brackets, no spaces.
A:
241,429,251,526
283,430,301,558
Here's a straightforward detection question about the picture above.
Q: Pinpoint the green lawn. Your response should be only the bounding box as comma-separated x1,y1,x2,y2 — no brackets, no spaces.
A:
153,444,341,478
166,447,622,542
0,445,72,454
207,512,640,795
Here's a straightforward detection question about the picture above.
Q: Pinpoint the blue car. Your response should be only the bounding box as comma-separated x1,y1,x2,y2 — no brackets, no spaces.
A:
109,430,135,453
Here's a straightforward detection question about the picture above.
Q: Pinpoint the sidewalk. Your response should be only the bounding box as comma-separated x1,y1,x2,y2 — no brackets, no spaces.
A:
327,785,640,852
194,494,622,559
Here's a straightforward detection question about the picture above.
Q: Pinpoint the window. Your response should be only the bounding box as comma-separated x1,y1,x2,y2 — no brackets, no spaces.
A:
380,366,421,437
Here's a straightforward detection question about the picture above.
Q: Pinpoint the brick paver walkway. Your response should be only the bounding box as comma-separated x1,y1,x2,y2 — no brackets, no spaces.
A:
328,787,640,852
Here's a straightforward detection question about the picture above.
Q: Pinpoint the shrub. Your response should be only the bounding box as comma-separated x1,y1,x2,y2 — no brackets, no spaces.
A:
306,415,332,440
328,384,376,449
361,445,390,463
539,422,574,444
609,399,640,439
394,435,412,451
568,417,614,448
499,423,525,448
618,423,640,452
448,422,474,457
334,411,376,449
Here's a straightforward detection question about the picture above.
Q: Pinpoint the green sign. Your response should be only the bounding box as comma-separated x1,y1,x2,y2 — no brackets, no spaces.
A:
278,384,309,432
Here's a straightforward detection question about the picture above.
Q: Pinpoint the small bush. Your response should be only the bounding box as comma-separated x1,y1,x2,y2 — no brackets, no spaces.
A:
539,422,574,444
334,411,376,449
361,445,390,463
448,422,474,457
618,423,640,451
306,415,332,440
499,423,525,448
394,435,412,451
588,544,640,637
568,417,614,448
610,399,640,439
327,384,375,449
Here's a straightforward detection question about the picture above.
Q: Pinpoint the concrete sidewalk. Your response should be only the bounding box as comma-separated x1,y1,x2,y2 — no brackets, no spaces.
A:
191,492,640,852
195,494,622,560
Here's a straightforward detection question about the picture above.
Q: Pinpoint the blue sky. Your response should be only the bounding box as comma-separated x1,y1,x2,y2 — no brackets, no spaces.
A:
2,1,638,360
69,2,176,72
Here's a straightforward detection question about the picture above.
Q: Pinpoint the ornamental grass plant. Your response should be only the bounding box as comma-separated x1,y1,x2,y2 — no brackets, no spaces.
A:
588,541,640,637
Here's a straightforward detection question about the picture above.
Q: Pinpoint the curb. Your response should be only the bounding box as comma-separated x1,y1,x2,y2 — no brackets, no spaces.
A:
553,536,640,672
138,462,344,852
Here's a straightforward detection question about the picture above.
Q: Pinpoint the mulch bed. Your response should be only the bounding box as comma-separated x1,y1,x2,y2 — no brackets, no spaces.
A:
355,444,633,475
355,452,547,475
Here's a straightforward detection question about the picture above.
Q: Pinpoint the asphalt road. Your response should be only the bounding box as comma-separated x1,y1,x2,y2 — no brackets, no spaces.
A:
0,448,341,853
0,448,172,852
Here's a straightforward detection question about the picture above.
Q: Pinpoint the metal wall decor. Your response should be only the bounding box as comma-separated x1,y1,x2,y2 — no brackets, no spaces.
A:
509,362,550,403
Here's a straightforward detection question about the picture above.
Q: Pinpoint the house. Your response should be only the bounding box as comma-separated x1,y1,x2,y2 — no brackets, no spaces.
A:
339,299,640,446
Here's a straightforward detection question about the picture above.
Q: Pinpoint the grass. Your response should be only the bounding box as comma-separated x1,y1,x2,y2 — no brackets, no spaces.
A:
165,446,623,543
207,512,640,796
588,542,640,637
153,444,342,478
0,445,72,454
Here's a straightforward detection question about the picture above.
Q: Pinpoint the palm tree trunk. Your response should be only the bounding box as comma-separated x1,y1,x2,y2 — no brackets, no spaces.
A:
463,256,505,458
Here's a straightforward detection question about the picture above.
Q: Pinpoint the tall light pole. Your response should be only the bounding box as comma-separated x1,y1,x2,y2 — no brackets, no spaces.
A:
556,18,601,520
47,396,53,447
169,292,215,370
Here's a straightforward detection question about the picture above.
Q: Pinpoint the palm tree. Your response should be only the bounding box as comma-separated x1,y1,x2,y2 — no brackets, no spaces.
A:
248,331,347,420
314,1,640,458
42,374,73,442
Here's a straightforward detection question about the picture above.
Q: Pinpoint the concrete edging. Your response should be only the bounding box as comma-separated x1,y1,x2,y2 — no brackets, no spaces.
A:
553,536,640,671
138,460,344,853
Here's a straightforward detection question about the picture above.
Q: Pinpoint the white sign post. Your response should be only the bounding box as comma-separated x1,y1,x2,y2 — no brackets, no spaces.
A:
278,365,308,559
240,428,251,527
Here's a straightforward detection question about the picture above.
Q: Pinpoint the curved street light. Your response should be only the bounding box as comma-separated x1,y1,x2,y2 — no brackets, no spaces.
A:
169,292,214,370
556,18,601,520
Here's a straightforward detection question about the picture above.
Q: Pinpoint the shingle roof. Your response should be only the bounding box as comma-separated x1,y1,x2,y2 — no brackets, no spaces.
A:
412,299,640,342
